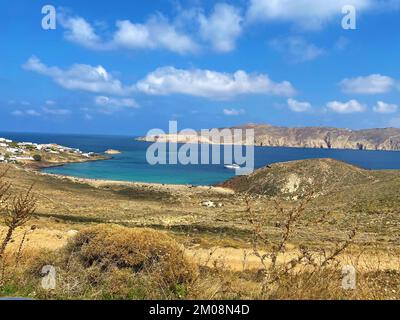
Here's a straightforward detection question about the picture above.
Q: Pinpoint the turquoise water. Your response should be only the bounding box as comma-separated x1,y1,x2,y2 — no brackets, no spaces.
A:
2,132,400,185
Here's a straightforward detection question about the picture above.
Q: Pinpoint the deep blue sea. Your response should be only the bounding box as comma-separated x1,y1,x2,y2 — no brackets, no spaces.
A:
2,132,400,185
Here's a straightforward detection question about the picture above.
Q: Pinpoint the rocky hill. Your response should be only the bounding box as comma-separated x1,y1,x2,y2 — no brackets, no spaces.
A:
138,124,400,151
220,158,392,198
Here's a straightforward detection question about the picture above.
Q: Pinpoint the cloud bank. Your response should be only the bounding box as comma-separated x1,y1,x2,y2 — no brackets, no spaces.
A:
136,67,296,99
23,56,135,96
340,74,395,94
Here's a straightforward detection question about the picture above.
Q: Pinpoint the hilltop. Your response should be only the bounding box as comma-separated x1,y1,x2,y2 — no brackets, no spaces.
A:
138,123,400,151
220,158,397,198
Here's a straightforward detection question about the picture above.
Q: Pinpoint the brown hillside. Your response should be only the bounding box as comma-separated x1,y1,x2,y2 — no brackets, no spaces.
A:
220,158,384,198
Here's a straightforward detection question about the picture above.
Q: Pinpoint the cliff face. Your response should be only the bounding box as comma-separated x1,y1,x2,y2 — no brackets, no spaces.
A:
138,124,400,151
249,125,400,150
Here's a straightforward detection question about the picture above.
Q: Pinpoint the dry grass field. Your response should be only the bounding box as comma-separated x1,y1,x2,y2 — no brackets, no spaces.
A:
0,159,399,299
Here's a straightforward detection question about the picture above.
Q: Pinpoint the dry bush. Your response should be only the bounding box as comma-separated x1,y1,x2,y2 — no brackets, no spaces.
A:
22,224,198,299
0,169,11,208
0,167,37,292
0,186,36,259
64,224,198,286
0,168,36,264
244,190,357,298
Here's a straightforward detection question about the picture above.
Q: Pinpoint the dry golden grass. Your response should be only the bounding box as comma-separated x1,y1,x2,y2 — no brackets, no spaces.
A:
0,161,399,300
0,227,398,300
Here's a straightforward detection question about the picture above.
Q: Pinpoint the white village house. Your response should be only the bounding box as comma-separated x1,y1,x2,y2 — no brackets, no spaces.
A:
10,156,34,161
6,147,23,154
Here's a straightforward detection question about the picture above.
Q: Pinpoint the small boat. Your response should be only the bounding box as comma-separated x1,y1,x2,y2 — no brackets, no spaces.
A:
224,164,241,170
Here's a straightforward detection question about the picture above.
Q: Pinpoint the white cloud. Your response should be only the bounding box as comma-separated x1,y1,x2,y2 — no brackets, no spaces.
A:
340,74,395,94
59,15,105,50
23,57,292,101
60,12,197,54
326,99,366,114
23,56,134,96
8,100,31,106
287,98,311,112
84,113,93,120
373,101,398,114
137,66,295,99
42,107,71,115
11,110,23,116
246,0,373,29
95,96,138,108
269,37,324,62
26,109,40,116
12,109,41,117
12,105,70,117
45,100,55,105
334,36,350,51
198,4,243,53
113,14,198,54
223,108,245,116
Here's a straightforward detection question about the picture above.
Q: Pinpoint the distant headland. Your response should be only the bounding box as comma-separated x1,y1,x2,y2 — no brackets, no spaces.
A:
137,123,400,151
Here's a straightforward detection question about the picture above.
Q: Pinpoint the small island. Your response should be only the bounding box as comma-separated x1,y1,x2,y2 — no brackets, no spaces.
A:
104,149,121,155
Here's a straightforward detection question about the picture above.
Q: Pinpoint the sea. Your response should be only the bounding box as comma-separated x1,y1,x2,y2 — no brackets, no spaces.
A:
2,132,400,186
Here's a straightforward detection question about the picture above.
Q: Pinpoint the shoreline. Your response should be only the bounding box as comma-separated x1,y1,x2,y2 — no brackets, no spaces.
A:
35,169,233,194
25,155,110,170
29,154,400,190
9,148,230,192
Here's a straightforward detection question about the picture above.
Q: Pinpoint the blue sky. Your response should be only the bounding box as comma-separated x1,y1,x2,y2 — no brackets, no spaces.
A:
1,0,400,135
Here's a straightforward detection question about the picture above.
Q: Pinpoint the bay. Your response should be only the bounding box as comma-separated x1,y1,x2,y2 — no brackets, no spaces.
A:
2,132,400,185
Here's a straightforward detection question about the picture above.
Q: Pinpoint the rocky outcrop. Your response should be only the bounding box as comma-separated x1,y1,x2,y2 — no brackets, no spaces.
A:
138,124,400,151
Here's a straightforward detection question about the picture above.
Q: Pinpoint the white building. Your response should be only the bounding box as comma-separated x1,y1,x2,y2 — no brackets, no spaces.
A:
14,156,34,161
6,147,22,154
